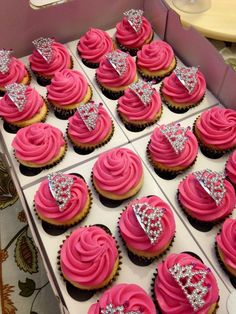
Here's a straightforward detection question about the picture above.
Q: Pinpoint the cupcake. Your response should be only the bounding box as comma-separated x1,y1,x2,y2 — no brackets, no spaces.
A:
60,226,120,290
12,122,67,172
29,37,73,86
88,283,156,314
119,195,176,260
226,150,236,189
96,49,138,100
46,69,92,119
67,102,114,154
137,40,176,83
117,79,162,131
0,49,30,95
147,122,198,179
153,253,219,314
0,83,48,132
160,65,206,113
116,9,153,56
178,169,236,225
216,218,236,278
92,147,144,201
194,107,236,159
77,28,115,68
34,172,91,226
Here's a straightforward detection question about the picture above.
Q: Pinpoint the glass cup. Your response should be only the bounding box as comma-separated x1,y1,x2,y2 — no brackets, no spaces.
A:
172,0,211,14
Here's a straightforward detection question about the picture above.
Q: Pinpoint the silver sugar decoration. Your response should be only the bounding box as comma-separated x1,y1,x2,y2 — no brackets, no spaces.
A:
32,37,54,63
132,202,164,245
48,172,74,211
169,263,209,311
160,122,190,154
130,79,154,106
174,65,198,94
0,49,12,74
106,51,128,76
124,9,143,33
101,304,141,314
5,83,27,112
193,169,226,206
77,102,100,131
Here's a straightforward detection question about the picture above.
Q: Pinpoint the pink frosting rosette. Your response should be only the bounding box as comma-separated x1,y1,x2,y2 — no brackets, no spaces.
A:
0,57,28,87
226,150,236,186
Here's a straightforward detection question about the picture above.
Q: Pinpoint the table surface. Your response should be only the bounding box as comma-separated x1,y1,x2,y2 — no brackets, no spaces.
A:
165,0,236,42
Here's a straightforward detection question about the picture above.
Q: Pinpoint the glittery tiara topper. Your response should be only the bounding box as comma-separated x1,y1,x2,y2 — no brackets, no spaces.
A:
48,172,74,211
0,49,12,74
77,102,101,131
160,123,190,154
132,202,164,245
194,169,226,206
174,65,198,94
101,303,142,314
5,83,27,112
124,9,143,33
32,37,54,63
169,263,210,311
106,51,128,76
130,79,154,106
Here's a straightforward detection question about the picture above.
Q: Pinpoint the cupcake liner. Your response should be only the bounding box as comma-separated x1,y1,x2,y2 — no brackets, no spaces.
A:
0,89,5,96
95,74,124,100
77,49,99,69
25,68,32,85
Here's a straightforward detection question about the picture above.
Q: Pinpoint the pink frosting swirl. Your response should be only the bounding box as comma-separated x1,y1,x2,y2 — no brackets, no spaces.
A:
137,40,175,71
77,28,114,63
119,196,175,253
34,174,89,223
148,124,198,168
216,218,236,270
162,70,206,104
178,173,236,222
155,253,219,314
92,148,143,195
0,57,28,87
68,105,112,145
47,69,89,105
0,86,44,123
29,42,71,77
96,50,137,88
195,107,236,149
116,16,153,49
60,226,118,287
88,283,156,314
12,123,65,165
118,88,161,122
226,150,236,186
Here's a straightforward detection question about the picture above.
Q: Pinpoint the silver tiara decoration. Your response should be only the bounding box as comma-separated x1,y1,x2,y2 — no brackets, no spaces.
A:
48,172,74,211
160,123,190,154
194,169,226,206
106,51,128,76
132,202,164,245
77,102,100,131
169,263,210,311
0,49,12,74
124,9,143,33
5,83,27,112
130,79,154,106
101,304,141,314
174,65,198,94
32,37,54,63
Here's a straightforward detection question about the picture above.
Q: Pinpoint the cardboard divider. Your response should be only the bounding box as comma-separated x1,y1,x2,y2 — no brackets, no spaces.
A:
218,65,236,110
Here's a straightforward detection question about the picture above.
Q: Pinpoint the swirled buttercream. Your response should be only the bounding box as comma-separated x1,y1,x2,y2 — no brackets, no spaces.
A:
0,57,28,87
226,150,236,186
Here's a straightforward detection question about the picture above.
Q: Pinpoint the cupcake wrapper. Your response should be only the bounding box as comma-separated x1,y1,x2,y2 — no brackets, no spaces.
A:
95,74,124,100
0,89,5,96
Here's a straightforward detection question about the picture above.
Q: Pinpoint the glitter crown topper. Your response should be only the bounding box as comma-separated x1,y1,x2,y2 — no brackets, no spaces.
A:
0,49,12,74
160,123,190,154
32,37,54,63
101,303,142,314
48,172,74,211
77,102,100,131
194,169,226,206
124,9,143,33
5,83,27,112
132,202,164,245
174,65,198,94
169,263,210,311
130,79,154,106
106,51,128,76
